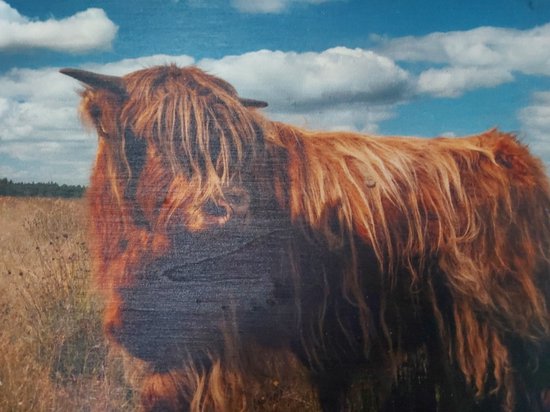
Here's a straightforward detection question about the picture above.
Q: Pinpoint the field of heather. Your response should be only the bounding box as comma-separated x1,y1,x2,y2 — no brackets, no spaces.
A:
0,197,139,412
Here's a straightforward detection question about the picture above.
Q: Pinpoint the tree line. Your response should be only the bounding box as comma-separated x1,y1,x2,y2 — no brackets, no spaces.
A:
0,178,86,198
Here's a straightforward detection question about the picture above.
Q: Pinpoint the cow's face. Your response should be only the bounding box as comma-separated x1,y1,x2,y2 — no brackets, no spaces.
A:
63,66,294,369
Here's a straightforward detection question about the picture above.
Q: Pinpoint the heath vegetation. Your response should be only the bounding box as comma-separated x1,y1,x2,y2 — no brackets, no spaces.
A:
0,197,138,412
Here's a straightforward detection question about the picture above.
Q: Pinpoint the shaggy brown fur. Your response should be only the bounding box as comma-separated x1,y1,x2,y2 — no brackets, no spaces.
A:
62,65,550,411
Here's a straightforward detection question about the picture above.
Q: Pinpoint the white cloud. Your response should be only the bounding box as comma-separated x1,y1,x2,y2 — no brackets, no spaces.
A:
0,140,94,184
231,0,335,13
0,1,25,23
417,67,514,98
200,47,411,131
518,91,550,168
266,104,395,133
0,66,95,184
84,54,195,76
376,23,550,97
0,68,82,140
0,1,117,52
377,24,550,75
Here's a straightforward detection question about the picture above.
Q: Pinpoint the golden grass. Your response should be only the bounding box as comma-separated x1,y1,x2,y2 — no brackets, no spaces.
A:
0,197,139,412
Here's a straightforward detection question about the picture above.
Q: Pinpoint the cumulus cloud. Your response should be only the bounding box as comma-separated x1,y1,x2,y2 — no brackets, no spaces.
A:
417,67,514,98
231,0,335,14
0,140,95,184
0,67,95,184
518,91,550,168
265,105,395,133
0,68,80,141
0,1,117,52
376,23,550,97
200,47,411,131
84,54,195,76
377,24,550,74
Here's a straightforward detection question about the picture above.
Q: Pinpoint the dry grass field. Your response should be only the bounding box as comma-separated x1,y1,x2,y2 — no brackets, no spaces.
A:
0,196,140,412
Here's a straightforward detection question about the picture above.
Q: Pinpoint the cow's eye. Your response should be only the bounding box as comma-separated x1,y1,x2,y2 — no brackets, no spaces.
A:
224,187,250,216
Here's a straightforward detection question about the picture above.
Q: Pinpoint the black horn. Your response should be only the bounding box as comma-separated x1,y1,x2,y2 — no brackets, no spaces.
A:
239,97,268,108
60,68,126,95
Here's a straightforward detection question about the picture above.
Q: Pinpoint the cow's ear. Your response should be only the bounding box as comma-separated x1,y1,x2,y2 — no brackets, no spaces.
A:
61,69,126,137
78,93,119,138
60,68,126,96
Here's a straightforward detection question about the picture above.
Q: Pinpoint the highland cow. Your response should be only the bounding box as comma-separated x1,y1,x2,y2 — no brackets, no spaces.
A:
61,65,550,411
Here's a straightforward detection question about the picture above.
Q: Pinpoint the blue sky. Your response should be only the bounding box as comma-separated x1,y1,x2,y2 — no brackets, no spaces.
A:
1,0,550,184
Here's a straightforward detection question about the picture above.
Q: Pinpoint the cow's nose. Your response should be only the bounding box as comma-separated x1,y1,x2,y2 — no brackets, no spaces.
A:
112,305,210,370
109,306,163,362
113,278,228,368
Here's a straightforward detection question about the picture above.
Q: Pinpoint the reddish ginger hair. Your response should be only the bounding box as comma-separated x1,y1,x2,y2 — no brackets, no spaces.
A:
63,65,550,411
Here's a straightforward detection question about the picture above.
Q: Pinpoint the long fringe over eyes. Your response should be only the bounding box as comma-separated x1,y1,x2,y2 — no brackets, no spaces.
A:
121,67,263,207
